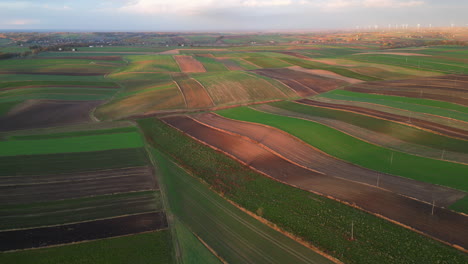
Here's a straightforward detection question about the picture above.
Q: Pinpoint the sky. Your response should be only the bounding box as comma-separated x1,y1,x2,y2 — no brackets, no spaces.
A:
0,0,466,31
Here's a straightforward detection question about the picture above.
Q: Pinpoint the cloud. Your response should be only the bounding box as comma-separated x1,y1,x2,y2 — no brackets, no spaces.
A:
300,0,424,11
5,19,39,25
118,0,294,15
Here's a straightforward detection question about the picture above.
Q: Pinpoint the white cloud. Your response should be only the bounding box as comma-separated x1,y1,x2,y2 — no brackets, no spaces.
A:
300,0,424,10
5,19,39,25
118,0,294,15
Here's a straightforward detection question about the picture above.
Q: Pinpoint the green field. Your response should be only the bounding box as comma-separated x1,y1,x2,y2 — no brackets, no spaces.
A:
0,230,173,264
171,218,221,264
269,100,468,153
194,56,228,71
217,107,468,191
138,117,467,264
320,90,468,122
119,55,180,73
347,54,468,74
0,132,144,156
0,148,149,176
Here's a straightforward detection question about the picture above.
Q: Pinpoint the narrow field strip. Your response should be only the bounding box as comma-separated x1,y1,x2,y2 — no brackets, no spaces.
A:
320,90,468,122
0,191,162,231
0,230,172,264
0,148,149,176
0,212,167,251
297,99,468,140
0,131,144,156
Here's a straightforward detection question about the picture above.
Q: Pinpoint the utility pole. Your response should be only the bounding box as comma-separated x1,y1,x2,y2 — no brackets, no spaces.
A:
431,200,435,215
351,221,354,240
390,152,394,165
441,149,445,160
377,174,380,187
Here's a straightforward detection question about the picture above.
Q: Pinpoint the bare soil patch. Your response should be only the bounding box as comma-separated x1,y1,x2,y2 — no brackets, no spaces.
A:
172,73,213,108
0,100,103,132
217,59,244,71
0,212,167,251
0,166,157,204
174,55,206,73
163,115,468,250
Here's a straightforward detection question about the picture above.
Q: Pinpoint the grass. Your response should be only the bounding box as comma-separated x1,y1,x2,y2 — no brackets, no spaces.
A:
280,57,381,81
172,218,221,264
0,148,149,176
320,90,468,122
194,56,228,71
152,147,333,264
193,71,290,105
138,117,468,264
0,191,162,230
0,230,173,264
448,196,468,214
270,100,468,153
0,132,144,156
0,101,17,116
217,107,468,191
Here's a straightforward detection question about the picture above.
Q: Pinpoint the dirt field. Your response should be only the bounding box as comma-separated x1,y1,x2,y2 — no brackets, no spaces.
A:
162,115,468,249
174,55,206,73
353,52,430,56
172,73,213,108
0,166,157,204
252,68,347,96
256,104,468,164
0,100,103,132
217,58,244,71
288,66,364,84
0,212,167,251
296,99,468,140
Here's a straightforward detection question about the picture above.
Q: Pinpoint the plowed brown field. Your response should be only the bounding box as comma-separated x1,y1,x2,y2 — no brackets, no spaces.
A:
172,73,213,108
296,99,468,140
252,68,346,97
174,55,206,73
162,115,468,250
0,166,157,204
